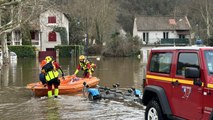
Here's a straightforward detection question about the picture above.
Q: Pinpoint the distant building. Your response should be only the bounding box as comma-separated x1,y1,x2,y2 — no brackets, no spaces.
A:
39,9,69,51
9,9,69,51
133,16,191,46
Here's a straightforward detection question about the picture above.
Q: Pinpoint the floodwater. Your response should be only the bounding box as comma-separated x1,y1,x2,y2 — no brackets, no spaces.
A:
0,57,146,120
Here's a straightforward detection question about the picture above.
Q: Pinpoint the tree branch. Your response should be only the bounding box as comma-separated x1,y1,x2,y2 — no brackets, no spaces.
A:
0,24,20,35
0,1,19,7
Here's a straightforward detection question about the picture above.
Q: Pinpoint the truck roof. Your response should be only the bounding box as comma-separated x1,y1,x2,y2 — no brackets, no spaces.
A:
151,46,213,51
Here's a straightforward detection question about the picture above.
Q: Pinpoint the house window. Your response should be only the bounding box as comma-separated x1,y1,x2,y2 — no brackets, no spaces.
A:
48,16,56,23
163,32,169,39
179,35,185,39
14,31,21,41
30,31,39,40
31,31,35,40
48,31,56,41
6,33,11,45
143,32,149,44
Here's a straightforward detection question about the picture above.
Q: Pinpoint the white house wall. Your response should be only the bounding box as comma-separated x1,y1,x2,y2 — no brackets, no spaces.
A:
137,31,179,44
40,28,61,51
39,9,69,51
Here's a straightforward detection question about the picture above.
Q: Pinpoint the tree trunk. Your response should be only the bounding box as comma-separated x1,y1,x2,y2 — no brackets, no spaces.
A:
95,19,101,45
1,34,10,65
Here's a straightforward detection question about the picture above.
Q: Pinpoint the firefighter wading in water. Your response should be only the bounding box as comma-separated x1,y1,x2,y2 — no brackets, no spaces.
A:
41,56,65,98
73,55,96,78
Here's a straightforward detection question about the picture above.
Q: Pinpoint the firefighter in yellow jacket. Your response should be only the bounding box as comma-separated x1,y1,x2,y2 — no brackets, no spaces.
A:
41,56,64,98
73,55,96,78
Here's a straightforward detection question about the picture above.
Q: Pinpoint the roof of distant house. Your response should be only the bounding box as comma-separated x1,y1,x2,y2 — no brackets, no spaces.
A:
135,16,191,31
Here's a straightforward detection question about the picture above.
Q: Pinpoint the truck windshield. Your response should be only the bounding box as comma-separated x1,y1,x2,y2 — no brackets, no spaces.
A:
204,50,213,74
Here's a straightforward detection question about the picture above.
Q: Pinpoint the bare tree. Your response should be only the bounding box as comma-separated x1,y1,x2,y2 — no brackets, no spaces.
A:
189,0,213,40
0,0,39,65
61,0,118,45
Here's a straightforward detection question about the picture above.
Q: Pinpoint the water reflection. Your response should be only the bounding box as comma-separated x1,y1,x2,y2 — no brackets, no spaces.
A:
0,57,146,97
93,57,145,89
0,65,9,87
45,99,61,120
0,57,146,120
0,95,144,120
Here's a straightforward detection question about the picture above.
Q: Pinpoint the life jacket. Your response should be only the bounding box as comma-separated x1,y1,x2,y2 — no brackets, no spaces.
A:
80,60,89,71
90,62,96,72
43,61,59,81
42,61,54,73
80,60,96,72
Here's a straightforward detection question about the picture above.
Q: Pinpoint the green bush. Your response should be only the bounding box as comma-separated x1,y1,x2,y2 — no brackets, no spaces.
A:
87,44,102,55
53,27,68,45
55,45,84,57
103,35,141,57
8,45,36,57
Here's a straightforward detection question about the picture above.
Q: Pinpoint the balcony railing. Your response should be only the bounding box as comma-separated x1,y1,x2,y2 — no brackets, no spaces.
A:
32,40,39,45
160,38,189,45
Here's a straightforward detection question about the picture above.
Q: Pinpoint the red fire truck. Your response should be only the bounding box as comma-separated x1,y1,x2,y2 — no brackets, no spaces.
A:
142,46,213,120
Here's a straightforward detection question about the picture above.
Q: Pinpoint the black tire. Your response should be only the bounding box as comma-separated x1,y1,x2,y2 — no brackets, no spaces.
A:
145,99,164,120
88,93,93,101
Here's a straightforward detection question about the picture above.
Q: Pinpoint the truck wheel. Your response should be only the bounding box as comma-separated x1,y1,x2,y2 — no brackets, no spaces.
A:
145,100,164,120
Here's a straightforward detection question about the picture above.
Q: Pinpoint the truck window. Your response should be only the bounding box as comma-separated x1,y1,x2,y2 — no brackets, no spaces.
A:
150,52,172,74
204,50,213,74
176,53,199,76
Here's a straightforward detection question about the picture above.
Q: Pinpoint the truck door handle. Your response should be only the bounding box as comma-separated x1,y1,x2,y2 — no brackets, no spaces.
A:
172,80,180,86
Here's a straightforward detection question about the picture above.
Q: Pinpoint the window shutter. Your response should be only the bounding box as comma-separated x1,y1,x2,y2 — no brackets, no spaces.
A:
48,16,56,23
48,32,56,41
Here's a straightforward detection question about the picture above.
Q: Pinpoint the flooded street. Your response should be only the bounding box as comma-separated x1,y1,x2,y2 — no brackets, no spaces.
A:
0,57,146,120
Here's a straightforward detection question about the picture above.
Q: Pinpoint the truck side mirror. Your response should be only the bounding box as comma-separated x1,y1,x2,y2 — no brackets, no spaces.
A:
185,67,202,86
185,67,200,78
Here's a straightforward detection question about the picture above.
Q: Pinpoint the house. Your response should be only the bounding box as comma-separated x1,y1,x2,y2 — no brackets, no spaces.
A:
133,16,191,46
9,9,69,51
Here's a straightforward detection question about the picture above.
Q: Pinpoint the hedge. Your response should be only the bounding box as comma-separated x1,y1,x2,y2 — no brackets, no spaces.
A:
8,45,84,58
55,45,84,57
8,45,36,58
